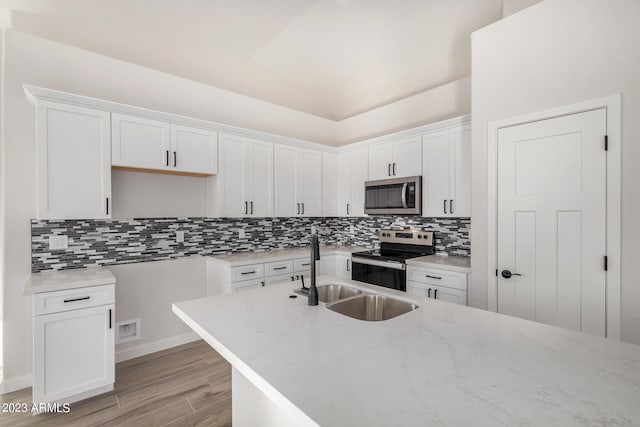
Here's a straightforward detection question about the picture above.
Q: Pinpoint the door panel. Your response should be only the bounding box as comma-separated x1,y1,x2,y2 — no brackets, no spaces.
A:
369,144,393,180
422,130,451,217
322,153,338,216
452,124,471,217
248,140,273,217
219,134,247,217
350,149,369,216
296,149,322,216
112,114,170,169
170,125,217,174
336,154,351,216
392,136,422,178
274,145,298,216
497,109,607,336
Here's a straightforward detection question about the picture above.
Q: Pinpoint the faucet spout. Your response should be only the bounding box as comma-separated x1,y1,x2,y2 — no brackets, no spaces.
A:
308,233,320,306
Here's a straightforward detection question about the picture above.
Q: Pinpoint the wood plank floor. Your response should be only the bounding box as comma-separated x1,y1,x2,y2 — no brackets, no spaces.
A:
0,340,232,427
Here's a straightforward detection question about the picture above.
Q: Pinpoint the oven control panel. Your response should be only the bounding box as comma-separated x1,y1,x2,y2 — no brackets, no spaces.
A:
379,229,434,246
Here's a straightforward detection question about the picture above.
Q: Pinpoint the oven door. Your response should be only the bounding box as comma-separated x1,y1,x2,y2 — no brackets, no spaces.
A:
364,176,421,215
351,258,406,292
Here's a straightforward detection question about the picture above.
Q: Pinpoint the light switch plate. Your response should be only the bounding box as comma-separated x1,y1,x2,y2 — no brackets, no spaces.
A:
238,229,246,239
48,235,68,250
176,230,185,243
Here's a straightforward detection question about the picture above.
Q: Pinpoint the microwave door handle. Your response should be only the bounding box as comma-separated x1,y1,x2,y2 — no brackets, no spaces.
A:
401,183,408,208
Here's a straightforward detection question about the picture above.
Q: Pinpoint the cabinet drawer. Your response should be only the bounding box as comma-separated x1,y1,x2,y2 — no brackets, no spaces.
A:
230,264,264,282
265,273,294,286
33,284,115,316
231,278,265,292
408,281,467,306
265,260,293,277
293,258,313,272
407,266,467,291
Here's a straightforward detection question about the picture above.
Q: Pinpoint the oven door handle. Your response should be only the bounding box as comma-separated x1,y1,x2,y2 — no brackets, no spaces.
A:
351,257,406,270
401,183,408,208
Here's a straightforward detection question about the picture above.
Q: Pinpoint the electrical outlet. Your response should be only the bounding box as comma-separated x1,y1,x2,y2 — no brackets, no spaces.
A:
48,235,68,250
238,229,246,239
311,225,317,234
176,230,185,243
349,225,355,234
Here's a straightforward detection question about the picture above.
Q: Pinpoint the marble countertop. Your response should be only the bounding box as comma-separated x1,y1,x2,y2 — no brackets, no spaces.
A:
173,276,640,427
406,253,471,273
25,267,116,295
208,245,368,266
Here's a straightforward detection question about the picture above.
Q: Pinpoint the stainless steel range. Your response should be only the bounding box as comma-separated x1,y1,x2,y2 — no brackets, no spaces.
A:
351,229,435,292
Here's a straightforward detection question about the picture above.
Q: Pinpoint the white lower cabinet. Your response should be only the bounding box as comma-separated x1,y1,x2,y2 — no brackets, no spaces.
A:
406,265,468,306
336,254,352,280
33,284,115,406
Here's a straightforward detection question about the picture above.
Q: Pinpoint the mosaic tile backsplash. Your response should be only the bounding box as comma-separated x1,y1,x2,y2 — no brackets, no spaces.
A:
31,216,470,272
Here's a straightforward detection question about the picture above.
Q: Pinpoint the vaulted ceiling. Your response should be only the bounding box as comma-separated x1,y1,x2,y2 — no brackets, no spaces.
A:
0,0,503,120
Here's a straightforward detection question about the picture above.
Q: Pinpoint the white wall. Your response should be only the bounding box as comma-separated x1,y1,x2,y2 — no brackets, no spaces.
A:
335,77,470,145
112,170,208,219
502,0,544,17
470,0,640,344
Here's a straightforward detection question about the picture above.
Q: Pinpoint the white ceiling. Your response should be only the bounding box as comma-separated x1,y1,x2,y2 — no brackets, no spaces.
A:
0,0,503,120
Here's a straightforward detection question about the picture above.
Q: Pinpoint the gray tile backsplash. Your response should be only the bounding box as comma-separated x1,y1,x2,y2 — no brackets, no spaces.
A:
31,216,470,272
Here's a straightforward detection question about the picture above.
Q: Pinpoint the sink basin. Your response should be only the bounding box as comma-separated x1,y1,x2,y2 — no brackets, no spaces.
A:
316,284,362,303
326,294,418,321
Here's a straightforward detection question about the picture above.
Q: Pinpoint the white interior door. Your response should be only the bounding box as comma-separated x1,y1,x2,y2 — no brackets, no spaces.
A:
497,109,607,336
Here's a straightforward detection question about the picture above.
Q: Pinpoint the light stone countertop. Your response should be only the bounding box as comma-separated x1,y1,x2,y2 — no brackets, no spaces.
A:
25,267,116,295
406,253,471,273
208,245,369,266
173,276,640,427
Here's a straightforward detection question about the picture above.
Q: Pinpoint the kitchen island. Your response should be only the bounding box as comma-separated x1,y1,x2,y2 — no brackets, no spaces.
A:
173,276,640,426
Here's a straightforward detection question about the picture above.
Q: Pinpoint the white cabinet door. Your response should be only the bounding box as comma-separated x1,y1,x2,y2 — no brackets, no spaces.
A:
368,143,393,180
432,285,467,305
33,304,114,404
170,124,218,175
392,136,422,178
422,129,452,217
247,139,274,217
297,149,322,217
112,113,170,170
219,134,247,217
350,149,369,216
322,153,338,216
274,145,298,217
320,255,337,276
336,255,352,280
336,154,351,216
37,100,111,219
451,124,471,217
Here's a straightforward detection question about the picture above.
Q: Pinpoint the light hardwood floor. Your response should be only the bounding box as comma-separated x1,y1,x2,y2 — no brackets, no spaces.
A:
0,340,231,427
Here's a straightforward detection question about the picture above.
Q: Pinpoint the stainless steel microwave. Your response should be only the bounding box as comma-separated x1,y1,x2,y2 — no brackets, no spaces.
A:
364,176,421,215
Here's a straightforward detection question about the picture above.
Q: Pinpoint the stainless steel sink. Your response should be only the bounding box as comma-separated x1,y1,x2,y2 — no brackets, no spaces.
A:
326,294,418,321
316,284,362,303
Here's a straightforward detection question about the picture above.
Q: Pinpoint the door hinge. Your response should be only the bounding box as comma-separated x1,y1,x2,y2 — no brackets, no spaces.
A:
604,135,609,151
604,256,608,271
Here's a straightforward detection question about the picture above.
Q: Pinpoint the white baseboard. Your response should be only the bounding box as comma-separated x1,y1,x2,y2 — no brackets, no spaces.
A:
0,374,32,395
115,331,200,363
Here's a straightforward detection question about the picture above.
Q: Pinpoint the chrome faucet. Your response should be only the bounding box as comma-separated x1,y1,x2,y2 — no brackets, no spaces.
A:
308,233,320,306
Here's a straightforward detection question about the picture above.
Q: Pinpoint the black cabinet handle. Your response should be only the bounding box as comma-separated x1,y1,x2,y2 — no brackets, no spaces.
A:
173,151,177,167
450,199,454,214
260,281,265,287
108,308,112,329
347,259,351,271
64,296,90,303
106,197,109,215
241,270,256,275
434,289,438,299
244,201,248,215
165,150,169,166
427,288,431,298
426,275,442,280
297,203,300,215
250,201,254,215
346,203,350,215
388,163,391,176
393,163,396,175
443,200,447,214
301,262,310,266
273,266,287,271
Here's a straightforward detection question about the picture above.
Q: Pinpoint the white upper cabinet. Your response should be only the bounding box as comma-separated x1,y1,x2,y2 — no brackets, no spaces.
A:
112,113,217,175
274,145,322,217
322,153,338,217
36,100,111,219
422,124,471,217
219,133,273,217
368,136,422,180
170,124,218,175
112,114,170,170
336,149,368,216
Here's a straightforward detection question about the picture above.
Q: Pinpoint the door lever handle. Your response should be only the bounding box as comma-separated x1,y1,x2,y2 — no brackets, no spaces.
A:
501,270,522,279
